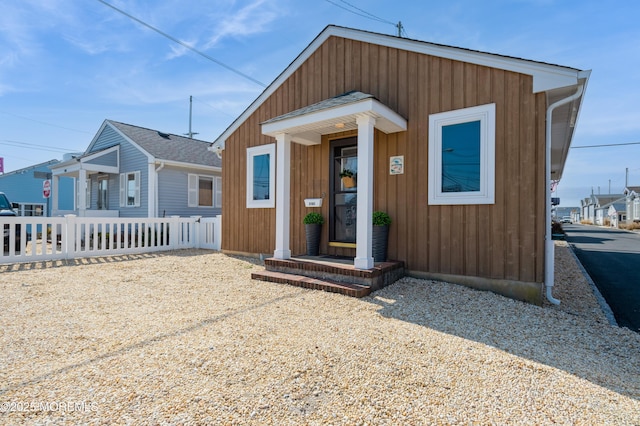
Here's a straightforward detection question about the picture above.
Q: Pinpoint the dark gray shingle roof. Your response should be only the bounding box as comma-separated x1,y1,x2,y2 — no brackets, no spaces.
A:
108,120,221,168
261,91,374,124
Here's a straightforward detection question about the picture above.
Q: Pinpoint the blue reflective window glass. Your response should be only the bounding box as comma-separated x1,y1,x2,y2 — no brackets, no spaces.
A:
253,153,270,200
441,121,481,192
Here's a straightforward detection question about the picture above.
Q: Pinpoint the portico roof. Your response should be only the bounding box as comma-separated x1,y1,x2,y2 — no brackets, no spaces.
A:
261,91,407,145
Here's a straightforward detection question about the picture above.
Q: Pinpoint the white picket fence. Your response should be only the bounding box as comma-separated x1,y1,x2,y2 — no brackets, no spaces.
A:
0,215,221,265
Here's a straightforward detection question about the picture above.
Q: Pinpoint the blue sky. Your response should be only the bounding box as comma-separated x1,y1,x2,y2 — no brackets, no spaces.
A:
1,0,639,208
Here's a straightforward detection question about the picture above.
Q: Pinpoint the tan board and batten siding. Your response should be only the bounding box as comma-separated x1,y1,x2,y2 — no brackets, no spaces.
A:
222,35,546,300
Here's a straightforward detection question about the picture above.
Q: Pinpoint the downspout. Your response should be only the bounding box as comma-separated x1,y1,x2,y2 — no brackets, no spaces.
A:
545,84,584,305
155,162,165,218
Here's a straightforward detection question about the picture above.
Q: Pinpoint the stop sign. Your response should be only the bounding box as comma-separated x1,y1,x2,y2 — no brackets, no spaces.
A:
43,179,51,198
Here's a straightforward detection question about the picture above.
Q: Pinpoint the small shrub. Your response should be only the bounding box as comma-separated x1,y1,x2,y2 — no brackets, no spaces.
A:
373,211,392,226
303,212,324,225
551,221,564,234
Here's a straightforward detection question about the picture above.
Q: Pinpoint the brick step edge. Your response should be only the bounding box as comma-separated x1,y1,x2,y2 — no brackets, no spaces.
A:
251,270,371,298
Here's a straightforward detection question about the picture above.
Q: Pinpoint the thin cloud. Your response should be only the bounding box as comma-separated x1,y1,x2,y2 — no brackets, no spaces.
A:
203,0,280,49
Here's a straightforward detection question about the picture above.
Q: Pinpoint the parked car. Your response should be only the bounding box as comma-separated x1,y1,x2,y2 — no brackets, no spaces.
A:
561,216,572,224
0,192,21,252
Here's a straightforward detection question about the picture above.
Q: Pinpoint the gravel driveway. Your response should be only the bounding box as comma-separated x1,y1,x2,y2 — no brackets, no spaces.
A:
1,242,639,424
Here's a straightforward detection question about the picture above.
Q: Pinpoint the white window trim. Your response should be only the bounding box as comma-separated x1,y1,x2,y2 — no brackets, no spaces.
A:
119,171,141,208
188,173,221,208
428,103,496,205
246,144,276,208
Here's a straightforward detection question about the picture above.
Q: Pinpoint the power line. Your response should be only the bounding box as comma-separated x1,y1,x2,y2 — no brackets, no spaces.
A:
0,111,92,134
95,0,267,88
571,141,640,149
0,139,80,154
324,0,407,36
325,0,394,25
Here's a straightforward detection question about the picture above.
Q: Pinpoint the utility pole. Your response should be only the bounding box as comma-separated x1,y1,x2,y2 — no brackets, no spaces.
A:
396,21,404,37
184,95,199,139
626,167,629,188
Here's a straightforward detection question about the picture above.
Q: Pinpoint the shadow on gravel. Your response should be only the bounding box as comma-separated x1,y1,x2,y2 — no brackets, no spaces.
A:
368,279,640,401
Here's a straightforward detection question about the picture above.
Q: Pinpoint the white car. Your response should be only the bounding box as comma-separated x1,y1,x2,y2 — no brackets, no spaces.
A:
561,216,572,224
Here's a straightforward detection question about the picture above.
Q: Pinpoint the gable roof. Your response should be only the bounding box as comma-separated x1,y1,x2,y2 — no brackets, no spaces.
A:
106,121,221,168
214,25,588,150
624,186,640,195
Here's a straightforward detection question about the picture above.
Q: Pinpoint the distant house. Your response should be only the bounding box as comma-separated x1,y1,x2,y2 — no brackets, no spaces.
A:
623,186,640,223
210,25,590,305
0,160,74,216
583,194,624,225
600,198,626,227
50,120,221,218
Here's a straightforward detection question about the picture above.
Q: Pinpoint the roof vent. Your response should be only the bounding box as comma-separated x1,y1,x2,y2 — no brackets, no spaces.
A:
157,131,171,139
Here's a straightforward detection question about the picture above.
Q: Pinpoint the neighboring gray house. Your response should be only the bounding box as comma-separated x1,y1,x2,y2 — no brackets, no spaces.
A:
595,197,625,227
581,193,624,224
623,186,640,223
50,120,221,218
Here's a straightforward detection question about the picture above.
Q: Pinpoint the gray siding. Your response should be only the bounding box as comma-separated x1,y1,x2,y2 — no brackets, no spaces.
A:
90,125,121,152
118,138,150,218
86,150,118,167
158,167,221,217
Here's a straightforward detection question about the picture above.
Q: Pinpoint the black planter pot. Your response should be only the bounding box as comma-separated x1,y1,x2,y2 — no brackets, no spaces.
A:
305,224,322,256
372,225,389,262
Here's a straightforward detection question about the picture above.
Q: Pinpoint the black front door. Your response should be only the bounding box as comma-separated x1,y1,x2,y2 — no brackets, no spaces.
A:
330,137,358,243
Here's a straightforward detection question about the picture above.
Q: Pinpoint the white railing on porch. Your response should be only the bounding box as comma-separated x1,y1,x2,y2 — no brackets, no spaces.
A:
0,215,221,265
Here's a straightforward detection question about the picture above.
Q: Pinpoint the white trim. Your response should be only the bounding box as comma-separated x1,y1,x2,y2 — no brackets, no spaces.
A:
428,103,496,205
262,98,407,145
273,134,291,259
246,144,276,208
187,174,198,207
354,115,375,270
119,171,141,208
214,25,586,147
187,173,221,208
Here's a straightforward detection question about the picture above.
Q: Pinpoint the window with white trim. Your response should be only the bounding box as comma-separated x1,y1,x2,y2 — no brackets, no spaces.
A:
188,174,221,208
428,103,496,205
246,144,275,208
120,171,141,207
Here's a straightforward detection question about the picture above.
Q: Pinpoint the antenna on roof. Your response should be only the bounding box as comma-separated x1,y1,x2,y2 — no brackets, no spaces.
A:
184,95,199,139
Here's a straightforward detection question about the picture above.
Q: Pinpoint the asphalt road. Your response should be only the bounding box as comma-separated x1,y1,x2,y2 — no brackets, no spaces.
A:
563,223,640,332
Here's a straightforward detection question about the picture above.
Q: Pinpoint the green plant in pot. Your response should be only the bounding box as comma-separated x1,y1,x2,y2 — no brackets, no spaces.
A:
303,212,324,256
340,168,356,188
372,211,391,262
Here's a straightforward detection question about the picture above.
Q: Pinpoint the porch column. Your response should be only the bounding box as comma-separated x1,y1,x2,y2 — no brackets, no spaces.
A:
354,114,376,269
78,169,88,217
273,133,292,259
51,175,60,216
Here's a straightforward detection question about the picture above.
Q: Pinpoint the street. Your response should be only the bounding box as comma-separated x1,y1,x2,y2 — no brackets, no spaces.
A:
563,223,640,332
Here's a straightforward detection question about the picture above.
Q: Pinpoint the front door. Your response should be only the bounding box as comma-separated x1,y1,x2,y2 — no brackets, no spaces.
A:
330,137,358,244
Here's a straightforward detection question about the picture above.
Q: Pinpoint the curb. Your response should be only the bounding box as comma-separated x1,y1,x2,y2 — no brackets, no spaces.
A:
567,243,618,327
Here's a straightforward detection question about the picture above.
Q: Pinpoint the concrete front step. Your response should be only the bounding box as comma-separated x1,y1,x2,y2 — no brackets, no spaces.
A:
251,270,372,298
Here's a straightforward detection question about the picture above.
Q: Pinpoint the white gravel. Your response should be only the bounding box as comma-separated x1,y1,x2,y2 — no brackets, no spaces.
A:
0,242,638,425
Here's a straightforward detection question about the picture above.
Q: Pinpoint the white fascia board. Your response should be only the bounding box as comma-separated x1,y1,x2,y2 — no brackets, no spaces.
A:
82,144,119,163
156,159,222,173
262,98,406,137
216,25,582,146
369,100,408,132
330,26,582,93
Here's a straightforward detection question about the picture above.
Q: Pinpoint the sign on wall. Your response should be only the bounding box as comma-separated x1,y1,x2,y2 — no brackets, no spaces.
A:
390,155,404,175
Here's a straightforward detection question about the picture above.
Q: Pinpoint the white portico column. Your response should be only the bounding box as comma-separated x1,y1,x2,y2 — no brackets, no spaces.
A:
273,133,292,259
354,114,376,269
51,175,60,216
78,168,87,217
